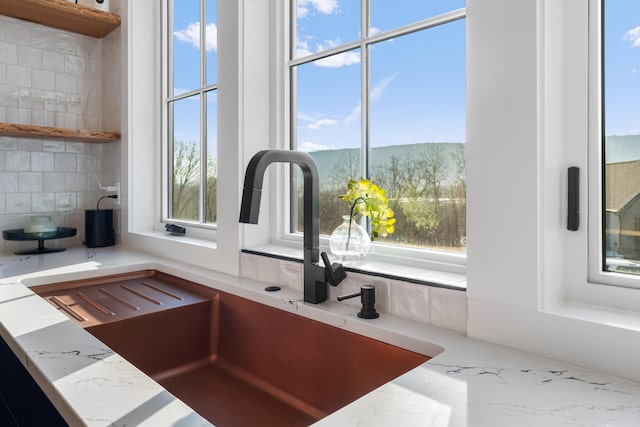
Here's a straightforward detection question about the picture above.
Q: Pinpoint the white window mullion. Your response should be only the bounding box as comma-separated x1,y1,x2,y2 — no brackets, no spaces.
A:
361,0,369,180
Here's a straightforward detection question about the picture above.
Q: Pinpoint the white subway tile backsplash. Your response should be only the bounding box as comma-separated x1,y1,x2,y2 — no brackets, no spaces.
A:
4,21,30,46
55,73,81,95
79,116,101,131
66,142,89,154
31,152,54,171
430,287,468,334
0,173,18,193
54,33,78,55
30,27,56,51
65,173,87,192
5,151,30,171
32,69,56,91
6,106,30,125
55,112,76,129
19,97,45,112
5,193,31,214
30,110,46,126
6,64,31,87
76,36,101,60
55,192,76,212
42,51,66,72
0,215,18,230
42,172,66,192
43,140,66,152
389,279,430,324
240,253,279,285
17,138,42,152
278,259,303,292
0,41,17,64
54,152,77,172
17,45,42,68
18,172,43,192
31,193,55,212
0,138,18,151
239,253,467,334
65,55,87,75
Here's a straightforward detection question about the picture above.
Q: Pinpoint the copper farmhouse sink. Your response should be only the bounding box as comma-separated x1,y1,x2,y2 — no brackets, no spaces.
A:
34,271,429,426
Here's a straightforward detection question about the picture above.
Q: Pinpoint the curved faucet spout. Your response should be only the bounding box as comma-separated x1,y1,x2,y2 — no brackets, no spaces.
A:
239,150,344,304
239,150,319,256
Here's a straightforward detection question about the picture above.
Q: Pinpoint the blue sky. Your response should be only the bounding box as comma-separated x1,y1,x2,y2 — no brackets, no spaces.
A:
169,1,639,157
605,0,640,136
293,0,466,152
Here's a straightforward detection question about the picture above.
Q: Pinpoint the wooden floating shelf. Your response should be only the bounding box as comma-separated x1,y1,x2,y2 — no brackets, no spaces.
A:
0,0,121,38
0,123,120,143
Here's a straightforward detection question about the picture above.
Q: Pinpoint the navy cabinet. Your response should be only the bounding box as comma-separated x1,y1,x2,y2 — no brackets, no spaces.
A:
0,337,67,426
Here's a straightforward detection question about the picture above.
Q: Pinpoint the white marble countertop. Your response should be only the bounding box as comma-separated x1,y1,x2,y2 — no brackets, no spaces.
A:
1,247,639,426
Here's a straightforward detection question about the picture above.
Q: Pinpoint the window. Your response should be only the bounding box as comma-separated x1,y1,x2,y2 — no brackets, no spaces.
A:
164,0,218,226
554,0,640,307
601,0,640,280
289,1,466,256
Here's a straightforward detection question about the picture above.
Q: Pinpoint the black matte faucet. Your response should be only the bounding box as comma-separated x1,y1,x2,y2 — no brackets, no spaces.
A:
239,150,346,303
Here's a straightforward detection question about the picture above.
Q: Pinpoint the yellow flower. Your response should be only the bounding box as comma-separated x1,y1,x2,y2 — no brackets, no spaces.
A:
339,178,395,240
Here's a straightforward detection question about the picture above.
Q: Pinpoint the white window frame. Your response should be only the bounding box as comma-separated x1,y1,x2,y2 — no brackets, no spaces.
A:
160,0,218,239
547,0,640,312
276,1,467,275
125,0,241,276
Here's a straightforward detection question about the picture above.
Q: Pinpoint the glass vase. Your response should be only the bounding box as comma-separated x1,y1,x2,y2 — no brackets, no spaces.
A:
329,215,371,261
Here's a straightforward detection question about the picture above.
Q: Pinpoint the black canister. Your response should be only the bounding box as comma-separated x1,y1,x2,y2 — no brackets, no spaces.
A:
84,209,115,247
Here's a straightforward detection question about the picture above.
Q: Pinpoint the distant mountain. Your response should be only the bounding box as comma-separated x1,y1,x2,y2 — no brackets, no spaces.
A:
307,142,465,187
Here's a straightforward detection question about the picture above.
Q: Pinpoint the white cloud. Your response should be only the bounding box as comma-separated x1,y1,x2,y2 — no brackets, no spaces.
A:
371,72,399,102
173,87,190,96
623,26,640,47
298,141,332,152
344,102,361,125
315,50,360,67
174,22,218,52
344,73,398,124
308,118,338,130
296,39,360,68
297,0,338,18
296,40,313,58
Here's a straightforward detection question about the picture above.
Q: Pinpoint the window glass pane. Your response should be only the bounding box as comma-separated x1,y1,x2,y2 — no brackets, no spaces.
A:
206,0,218,85
294,50,361,234
171,95,201,222
603,0,640,273
206,90,217,224
370,0,465,33
294,0,360,60
369,20,466,252
171,0,201,95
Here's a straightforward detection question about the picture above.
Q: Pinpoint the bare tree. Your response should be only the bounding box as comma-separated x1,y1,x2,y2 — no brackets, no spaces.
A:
206,156,217,223
172,140,200,220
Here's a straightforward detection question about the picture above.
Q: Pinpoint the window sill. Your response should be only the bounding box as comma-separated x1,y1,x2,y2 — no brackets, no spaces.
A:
128,230,217,250
242,243,467,291
545,298,640,333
